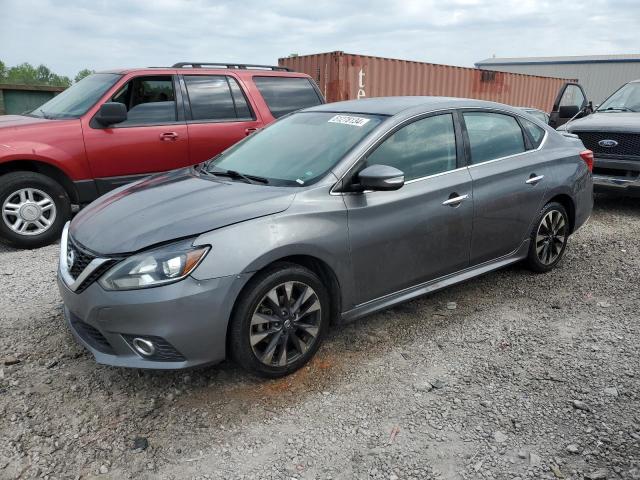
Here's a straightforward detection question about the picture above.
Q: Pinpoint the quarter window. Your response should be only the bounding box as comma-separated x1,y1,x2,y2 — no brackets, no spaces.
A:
253,77,322,118
521,118,546,149
366,114,458,181
463,112,525,164
110,76,176,125
184,75,252,121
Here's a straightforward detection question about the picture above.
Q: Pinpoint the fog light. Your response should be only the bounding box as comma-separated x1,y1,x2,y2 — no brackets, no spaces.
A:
132,337,156,357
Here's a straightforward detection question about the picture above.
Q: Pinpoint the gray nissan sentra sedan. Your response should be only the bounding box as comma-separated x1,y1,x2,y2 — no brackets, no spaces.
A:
57,97,593,377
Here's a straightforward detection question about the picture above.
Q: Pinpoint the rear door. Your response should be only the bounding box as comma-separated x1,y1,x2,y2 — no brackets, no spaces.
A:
82,74,190,192
462,110,551,265
549,82,588,128
181,74,263,164
343,112,473,304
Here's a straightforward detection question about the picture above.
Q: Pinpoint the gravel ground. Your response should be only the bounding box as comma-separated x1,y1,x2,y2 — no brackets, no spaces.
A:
1,194,639,480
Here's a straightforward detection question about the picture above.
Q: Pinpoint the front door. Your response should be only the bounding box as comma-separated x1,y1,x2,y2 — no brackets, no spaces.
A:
343,113,474,304
549,82,588,128
181,74,264,163
461,110,552,265
83,75,190,192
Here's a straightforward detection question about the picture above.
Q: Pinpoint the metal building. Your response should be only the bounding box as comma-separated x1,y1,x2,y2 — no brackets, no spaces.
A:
475,54,640,105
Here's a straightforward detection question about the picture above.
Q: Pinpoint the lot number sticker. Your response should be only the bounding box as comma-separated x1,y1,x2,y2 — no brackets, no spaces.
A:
328,115,370,127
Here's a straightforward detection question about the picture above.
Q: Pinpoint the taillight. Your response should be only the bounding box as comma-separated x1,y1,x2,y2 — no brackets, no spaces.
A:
580,150,594,172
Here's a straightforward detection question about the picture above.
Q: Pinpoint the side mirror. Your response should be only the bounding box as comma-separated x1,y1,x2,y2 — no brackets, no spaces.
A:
95,102,128,126
356,164,405,191
558,105,580,119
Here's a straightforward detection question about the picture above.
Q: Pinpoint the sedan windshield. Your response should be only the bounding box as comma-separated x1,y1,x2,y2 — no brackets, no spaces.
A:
29,73,121,119
208,111,385,186
598,82,640,112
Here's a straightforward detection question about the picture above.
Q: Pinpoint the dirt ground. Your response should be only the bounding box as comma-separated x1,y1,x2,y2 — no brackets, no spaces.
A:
1,194,639,480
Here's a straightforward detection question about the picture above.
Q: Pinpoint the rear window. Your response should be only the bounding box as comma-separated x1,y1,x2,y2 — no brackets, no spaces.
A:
254,77,322,118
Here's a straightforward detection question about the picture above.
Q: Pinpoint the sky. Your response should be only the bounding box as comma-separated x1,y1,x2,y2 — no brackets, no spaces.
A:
1,0,640,78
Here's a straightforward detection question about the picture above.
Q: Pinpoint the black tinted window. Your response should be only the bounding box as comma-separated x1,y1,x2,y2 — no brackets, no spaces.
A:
463,112,525,164
521,118,546,149
184,75,238,120
254,77,322,118
366,114,457,181
111,76,176,125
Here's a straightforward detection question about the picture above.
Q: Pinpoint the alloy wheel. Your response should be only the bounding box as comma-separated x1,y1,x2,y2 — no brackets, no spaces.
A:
1,188,57,236
535,209,567,265
250,281,322,367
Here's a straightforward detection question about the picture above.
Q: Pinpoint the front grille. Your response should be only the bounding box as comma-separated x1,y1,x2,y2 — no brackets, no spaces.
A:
66,236,119,293
122,335,186,362
576,131,640,158
67,236,96,279
70,315,114,354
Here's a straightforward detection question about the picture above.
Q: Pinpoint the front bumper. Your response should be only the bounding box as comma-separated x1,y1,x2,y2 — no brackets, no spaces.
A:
57,270,250,369
593,157,640,194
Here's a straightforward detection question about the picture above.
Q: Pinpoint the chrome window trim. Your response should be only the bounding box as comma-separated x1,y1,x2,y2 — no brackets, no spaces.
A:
330,105,549,195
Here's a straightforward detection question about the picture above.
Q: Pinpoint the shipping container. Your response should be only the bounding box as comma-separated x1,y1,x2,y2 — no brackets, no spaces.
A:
279,51,577,112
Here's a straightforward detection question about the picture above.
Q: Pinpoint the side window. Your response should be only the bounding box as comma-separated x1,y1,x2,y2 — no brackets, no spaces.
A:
253,77,322,118
520,118,546,149
559,84,586,109
110,76,176,125
365,114,457,181
184,75,238,121
463,112,525,164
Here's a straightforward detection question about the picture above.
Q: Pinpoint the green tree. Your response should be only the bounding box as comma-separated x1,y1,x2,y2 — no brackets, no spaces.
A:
0,60,6,82
0,61,71,87
74,68,94,83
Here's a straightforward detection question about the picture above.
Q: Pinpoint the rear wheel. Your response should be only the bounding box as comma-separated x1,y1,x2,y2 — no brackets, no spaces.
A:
526,202,569,272
229,263,330,378
0,172,71,249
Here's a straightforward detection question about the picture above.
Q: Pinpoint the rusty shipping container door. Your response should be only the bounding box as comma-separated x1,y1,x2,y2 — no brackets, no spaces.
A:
280,51,576,112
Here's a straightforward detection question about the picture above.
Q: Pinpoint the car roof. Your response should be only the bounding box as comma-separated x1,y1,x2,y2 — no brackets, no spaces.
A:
305,96,527,117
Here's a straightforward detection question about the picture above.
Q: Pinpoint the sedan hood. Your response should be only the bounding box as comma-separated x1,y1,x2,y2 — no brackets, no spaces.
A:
70,168,296,255
565,112,640,133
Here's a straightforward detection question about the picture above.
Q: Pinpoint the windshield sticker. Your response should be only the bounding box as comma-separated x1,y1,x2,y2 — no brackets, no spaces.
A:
296,178,305,185
328,115,371,127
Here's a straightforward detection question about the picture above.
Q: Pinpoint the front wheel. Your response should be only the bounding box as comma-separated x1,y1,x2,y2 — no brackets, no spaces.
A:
0,172,71,249
228,263,330,378
526,202,570,272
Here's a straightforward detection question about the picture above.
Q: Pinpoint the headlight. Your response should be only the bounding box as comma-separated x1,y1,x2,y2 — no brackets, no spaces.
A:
98,239,209,291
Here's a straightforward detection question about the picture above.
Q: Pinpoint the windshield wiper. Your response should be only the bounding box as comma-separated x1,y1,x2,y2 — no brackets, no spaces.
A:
33,108,51,119
599,106,636,112
206,167,269,185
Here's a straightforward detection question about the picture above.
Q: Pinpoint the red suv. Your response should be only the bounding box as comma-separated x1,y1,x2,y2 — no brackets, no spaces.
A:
0,62,324,248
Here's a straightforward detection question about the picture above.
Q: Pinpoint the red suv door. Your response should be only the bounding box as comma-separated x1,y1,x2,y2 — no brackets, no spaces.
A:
180,74,263,163
82,74,190,192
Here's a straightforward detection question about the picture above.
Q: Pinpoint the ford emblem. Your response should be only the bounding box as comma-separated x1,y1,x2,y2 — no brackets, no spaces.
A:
598,139,618,148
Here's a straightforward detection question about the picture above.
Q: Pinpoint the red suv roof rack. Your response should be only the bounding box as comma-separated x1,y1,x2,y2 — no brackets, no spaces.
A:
171,62,291,71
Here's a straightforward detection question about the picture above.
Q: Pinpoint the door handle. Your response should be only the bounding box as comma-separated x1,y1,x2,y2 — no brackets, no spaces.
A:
526,174,544,185
245,127,258,136
159,132,179,141
442,193,469,207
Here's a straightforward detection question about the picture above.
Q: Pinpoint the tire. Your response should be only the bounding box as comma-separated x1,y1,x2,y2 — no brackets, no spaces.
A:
229,262,330,378
526,201,570,273
0,172,71,249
